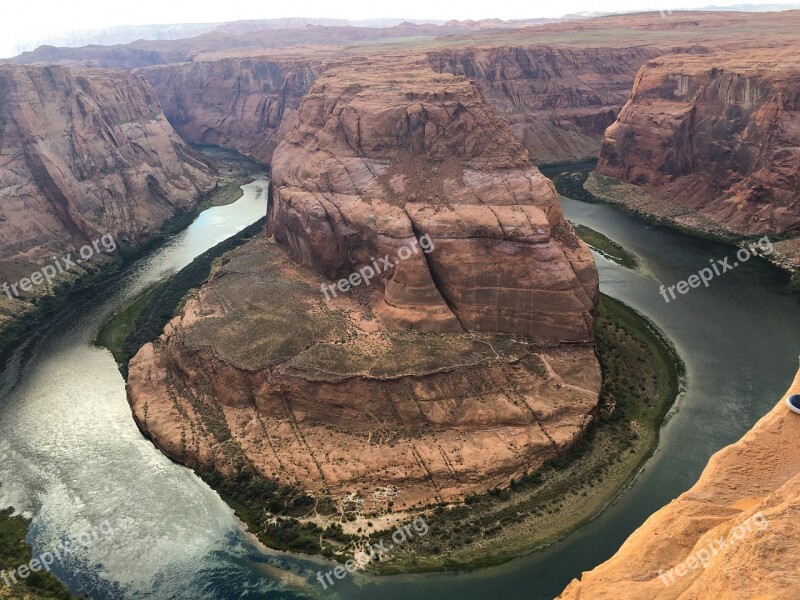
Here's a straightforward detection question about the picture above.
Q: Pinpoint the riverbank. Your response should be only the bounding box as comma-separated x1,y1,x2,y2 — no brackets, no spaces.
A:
368,294,683,573
0,504,74,599
571,169,800,284
0,147,263,364
571,224,637,269
97,217,266,373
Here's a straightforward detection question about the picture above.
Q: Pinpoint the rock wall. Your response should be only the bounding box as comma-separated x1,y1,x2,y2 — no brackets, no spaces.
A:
268,56,598,340
128,236,601,510
559,366,800,599
596,48,800,236
141,56,319,165
140,45,664,169
427,46,662,164
0,64,215,265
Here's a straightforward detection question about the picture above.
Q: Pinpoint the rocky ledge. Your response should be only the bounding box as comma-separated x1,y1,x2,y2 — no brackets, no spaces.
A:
127,56,601,514
594,48,800,238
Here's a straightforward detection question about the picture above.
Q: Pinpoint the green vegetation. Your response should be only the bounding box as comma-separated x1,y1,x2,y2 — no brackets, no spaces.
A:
553,169,599,203
537,159,597,179
572,223,638,269
97,218,266,375
791,270,800,294
96,282,166,365
0,506,75,599
200,464,345,555
377,294,683,573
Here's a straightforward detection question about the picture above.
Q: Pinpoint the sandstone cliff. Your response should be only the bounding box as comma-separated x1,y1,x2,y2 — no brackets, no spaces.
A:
141,45,661,169
559,366,800,599
594,48,800,237
141,55,319,165
268,56,598,339
427,46,662,164
0,64,215,267
127,57,601,513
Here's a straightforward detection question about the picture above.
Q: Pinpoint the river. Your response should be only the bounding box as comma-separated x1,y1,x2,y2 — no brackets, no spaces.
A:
1,169,798,599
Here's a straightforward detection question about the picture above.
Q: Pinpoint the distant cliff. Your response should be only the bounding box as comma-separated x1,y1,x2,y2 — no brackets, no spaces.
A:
594,48,800,237
427,46,662,164
0,64,215,266
559,366,800,599
141,56,319,165
141,46,661,168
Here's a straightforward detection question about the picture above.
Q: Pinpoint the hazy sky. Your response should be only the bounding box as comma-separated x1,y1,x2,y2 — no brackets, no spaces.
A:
0,0,796,58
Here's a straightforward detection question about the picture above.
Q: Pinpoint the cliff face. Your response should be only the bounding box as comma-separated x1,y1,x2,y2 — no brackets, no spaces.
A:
427,46,663,164
141,56,319,164
140,45,663,169
0,64,216,265
595,48,800,236
268,56,598,339
559,367,800,600
127,56,601,512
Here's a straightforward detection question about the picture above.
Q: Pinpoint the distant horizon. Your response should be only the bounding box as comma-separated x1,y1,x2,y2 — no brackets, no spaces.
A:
2,1,799,59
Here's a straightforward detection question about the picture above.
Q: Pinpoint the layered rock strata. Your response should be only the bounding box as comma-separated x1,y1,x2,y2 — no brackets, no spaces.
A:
0,64,215,266
141,56,319,165
427,46,662,164
141,45,661,168
268,56,598,340
594,48,800,237
127,57,602,512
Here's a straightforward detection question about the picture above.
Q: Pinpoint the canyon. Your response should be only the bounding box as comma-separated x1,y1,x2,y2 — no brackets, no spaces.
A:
426,46,663,164
592,47,800,241
0,65,215,265
0,64,215,340
138,43,662,167
127,56,601,512
1,9,799,598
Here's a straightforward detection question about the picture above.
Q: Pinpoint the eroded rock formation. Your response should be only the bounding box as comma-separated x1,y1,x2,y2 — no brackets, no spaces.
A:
594,48,800,237
427,46,662,164
127,57,601,512
128,237,601,510
141,55,319,164
559,367,800,599
268,56,598,339
141,45,661,168
0,64,215,266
